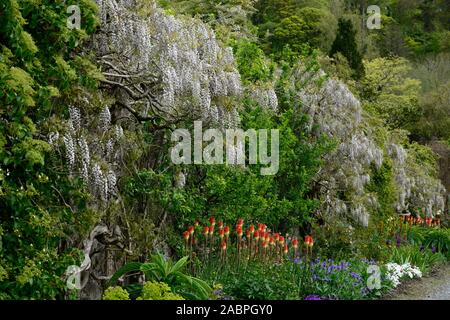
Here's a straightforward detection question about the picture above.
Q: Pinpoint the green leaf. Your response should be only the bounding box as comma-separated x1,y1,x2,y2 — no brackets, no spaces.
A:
108,262,143,287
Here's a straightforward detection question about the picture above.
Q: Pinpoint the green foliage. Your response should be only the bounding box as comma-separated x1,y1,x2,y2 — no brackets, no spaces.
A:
102,287,131,300
253,0,336,58
197,257,389,300
137,281,184,300
422,229,450,256
388,245,447,275
330,18,364,79
361,57,421,132
0,0,99,299
103,281,184,300
219,262,299,300
414,81,450,141
271,15,309,55
366,160,397,217
408,227,450,258
109,253,212,300
233,39,274,83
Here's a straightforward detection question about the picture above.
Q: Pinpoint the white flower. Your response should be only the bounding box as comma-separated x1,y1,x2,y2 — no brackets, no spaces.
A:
385,262,422,288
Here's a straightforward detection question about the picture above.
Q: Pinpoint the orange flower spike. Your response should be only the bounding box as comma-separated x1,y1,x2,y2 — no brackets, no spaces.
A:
279,236,285,245
269,237,275,246
209,225,215,236
309,237,314,248
304,235,311,246
292,238,299,249
194,221,199,227
221,240,227,251
224,225,230,236
188,225,195,235
249,225,255,234
183,231,190,241
218,220,224,230
254,230,260,241
219,229,225,239
246,229,251,238
237,218,244,227
274,233,280,242
283,244,289,254
236,225,243,237
203,226,210,236
209,216,216,227
257,223,264,232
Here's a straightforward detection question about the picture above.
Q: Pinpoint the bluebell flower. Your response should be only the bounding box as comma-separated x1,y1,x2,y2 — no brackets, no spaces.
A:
304,294,322,300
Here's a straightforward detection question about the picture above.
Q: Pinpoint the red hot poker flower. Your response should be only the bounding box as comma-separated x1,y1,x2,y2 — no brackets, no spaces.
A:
236,226,243,237
292,238,299,249
224,226,230,236
209,216,216,226
279,236,285,244
188,225,194,235
219,229,225,239
249,225,255,234
209,225,215,236
203,226,210,236
274,233,280,242
246,229,251,237
304,235,311,245
183,231,190,240
254,230,260,240
218,221,224,230
283,244,288,254
221,241,227,250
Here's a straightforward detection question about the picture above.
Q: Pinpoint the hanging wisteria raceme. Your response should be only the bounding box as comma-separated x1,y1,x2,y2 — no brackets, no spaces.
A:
294,66,445,225
92,0,243,129
295,71,383,226
50,104,122,203
387,142,446,215
247,84,279,112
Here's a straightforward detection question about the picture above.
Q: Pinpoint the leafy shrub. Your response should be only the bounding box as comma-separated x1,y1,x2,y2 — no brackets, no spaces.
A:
137,281,184,300
0,0,99,299
388,245,446,274
407,227,450,258
109,253,211,300
102,287,130,300
423,229,450,256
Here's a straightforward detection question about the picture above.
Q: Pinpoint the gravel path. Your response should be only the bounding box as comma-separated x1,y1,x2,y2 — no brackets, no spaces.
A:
386,263,450,300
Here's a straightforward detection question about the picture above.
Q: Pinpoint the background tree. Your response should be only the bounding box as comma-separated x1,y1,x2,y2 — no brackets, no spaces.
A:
329,18,365,79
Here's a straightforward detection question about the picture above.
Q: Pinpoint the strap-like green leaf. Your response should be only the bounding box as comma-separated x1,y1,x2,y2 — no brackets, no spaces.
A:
170,256,188,274
108,262,143,286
